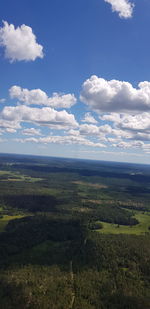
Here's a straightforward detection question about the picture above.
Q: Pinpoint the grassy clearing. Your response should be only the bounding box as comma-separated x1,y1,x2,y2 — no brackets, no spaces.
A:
0,171,12,176
5,177,44,182
84,199,114,205
37,188,61,196
71,207,92,213
72,181,108,189
0,170,43,182
97,211,150,235
0,215,26,232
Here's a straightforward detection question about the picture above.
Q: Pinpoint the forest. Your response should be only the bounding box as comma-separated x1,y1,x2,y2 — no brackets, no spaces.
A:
0,153,150,308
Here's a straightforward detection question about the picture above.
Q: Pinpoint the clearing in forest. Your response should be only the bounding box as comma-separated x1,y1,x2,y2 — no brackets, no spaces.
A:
72,181,108,189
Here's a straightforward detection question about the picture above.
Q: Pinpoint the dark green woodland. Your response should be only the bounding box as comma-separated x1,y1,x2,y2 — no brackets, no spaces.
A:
0,153,149,308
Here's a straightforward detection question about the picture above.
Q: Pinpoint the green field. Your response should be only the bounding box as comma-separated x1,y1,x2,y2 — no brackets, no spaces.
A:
72,180,108,189
98,211,150,235
0,170,12,175
0,170,43,182
0,215,26,232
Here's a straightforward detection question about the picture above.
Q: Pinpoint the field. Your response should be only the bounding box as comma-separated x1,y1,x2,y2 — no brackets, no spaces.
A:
72,180,108,189
98,211,150,235
0,214,26,232
0,154,150,308
0,170,43,182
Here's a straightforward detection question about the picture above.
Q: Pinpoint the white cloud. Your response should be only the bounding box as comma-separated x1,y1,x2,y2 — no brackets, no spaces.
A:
80,124,100,136
9,86,47,105
104,0,134,19
100,113,122,123
80,112,150,145
68,129,80,136
111,140,150,153
131,132,150,142
9,86,76,108
5,128,16,133
80,75,150,113
0,21,43,62
21,127,42,136
79,123,131,143
111,128,133,139
100,112,150,132
0,119,21,130
114,140,145,149
0,105,78,130
0,98,5,103
78,124,113,142
100,112,150,143
77,149,145,158
82,112,98,124
14,134,106,148
117,113,150,131
48,93,77,108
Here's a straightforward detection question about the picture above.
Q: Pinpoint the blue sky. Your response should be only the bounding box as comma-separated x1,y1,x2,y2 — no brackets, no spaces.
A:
0,0,150,163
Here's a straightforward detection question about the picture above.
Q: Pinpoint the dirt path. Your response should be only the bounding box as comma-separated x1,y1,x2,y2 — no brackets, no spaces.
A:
69,260,75,309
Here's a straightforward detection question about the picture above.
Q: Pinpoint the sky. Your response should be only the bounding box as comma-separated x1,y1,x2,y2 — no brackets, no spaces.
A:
0,0,150,164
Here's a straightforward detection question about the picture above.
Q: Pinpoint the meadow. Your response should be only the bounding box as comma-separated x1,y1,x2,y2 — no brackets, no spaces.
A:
98,211,150,235
0,169,43,182
0,214,26,232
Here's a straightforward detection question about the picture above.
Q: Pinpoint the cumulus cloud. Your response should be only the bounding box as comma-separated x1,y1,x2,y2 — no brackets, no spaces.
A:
117,113,150,132
14,134,105,148
80,75,150,113
68,129,80,136
48,93,77,108
3,74,150,153
104,0,134,19
67,122,134,143
0,119,21,131
21,127,42,136
99,112,150,143
5,128,16,133
110,136,150,153
82,112,98,124
79,124,112,137
0,105,78,130
9,86,76,108
0,21,43,62
114,140,145,149
80,124,100,136
100,112,150,132
79,124,130,143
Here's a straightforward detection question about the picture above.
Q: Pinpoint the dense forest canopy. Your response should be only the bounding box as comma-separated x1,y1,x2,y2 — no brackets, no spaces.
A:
0,154,149,308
